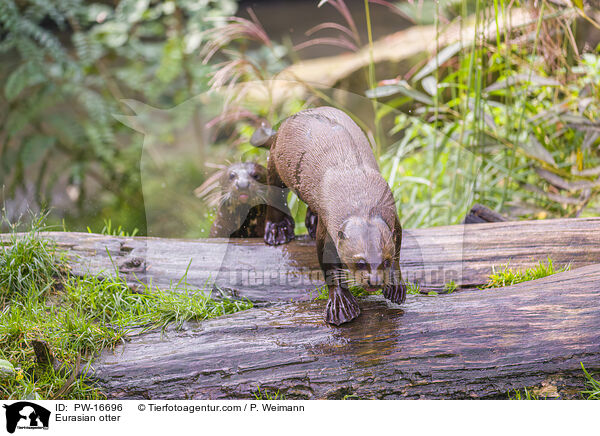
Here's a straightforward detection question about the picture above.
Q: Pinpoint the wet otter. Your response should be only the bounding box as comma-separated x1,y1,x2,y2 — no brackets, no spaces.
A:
251,107,406,325
194,162,268,238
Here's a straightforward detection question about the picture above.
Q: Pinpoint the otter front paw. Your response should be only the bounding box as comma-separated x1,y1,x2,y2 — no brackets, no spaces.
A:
383,281,407,305
264,215,295,245
305,208,318,239
325,290,360,325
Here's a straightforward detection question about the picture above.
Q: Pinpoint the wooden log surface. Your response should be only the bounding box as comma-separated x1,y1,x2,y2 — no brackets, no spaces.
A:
2,218,599,302
91,264,600,399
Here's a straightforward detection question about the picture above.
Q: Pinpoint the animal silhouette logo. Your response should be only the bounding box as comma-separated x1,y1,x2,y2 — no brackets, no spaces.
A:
2,402,50,433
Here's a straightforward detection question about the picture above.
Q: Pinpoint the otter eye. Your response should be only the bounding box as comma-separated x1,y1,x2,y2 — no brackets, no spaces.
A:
229,172,236,180
356,260,368,270
250,172,260,180
382,259,391,268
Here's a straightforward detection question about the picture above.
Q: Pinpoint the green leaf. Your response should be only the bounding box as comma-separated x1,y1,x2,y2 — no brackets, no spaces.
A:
421,75,438,96
156,36,183,83
116,0,150,23
4,62,45,101
0,359,16,380
21,135,55,166
92,22,129,48
483,73,561,93
366,81,434,105
413,41,464,82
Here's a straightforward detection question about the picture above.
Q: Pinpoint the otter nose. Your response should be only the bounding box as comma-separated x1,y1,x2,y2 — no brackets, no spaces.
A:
236,179,249,189
367,273,380,287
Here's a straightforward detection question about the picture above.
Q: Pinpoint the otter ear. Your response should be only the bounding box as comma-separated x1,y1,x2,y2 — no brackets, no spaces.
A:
337,230,346,240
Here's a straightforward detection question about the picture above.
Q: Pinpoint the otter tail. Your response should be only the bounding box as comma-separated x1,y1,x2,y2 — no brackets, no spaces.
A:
250,121,277,149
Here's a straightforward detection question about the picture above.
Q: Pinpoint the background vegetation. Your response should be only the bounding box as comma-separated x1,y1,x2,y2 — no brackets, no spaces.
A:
1,0,599,234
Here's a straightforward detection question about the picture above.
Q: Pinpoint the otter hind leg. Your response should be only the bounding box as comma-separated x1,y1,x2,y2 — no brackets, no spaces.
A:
317,220,360,325
264,159,295,245
305,207,318,239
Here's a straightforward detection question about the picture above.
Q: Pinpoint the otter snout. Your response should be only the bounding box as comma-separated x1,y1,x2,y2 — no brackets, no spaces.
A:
366,270,384,288
236,178,250,190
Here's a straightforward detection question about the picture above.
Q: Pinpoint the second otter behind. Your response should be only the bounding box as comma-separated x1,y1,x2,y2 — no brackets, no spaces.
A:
252,107,407,325
195,162,268,238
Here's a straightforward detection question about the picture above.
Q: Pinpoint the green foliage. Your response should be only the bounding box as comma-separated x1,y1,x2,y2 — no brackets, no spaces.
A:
0,0,237,234
253,386,285,400
372,1,600,228
482,258,570,288
4,0,600,236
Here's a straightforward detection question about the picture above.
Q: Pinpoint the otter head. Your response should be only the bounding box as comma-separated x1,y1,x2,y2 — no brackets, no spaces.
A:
194,162,268,211
336,216,396,292
220,162,267,207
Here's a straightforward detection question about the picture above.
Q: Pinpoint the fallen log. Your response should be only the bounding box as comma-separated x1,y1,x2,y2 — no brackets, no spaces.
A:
2,218,599,301
91,263,600,399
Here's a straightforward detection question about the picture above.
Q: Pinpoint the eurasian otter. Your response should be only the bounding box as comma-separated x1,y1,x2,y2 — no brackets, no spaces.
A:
194,162,268,238
252,107,406,325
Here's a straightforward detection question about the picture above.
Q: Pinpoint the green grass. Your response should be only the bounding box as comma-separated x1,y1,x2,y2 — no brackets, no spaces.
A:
0,214,64,300
0,219,252,400
581,363,600,400
406,281,421,295
253,386,285,400
313,284,382,301
443,280,457,294
87,218,139,237
507,363,600,400
508,387,540,400
482,258,570,289
314,280,424,300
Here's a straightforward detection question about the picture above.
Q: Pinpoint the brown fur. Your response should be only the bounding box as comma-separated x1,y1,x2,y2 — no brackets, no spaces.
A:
260,107,406,325
195,162,268,238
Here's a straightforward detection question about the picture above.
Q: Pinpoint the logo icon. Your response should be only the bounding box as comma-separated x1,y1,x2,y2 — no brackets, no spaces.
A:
2,402,50,434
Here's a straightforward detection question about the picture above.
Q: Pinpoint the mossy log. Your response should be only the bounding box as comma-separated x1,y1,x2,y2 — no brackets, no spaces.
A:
91,264,600,399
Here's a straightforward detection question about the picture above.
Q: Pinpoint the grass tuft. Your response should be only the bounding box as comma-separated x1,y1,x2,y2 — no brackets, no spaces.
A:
508,387,540,400
482,258,570,289
406,281,421,295
313,284,382,301
253,386,285,400
87,218,139,237
581,363,600,400
0,214,64,300
443,280,457,294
